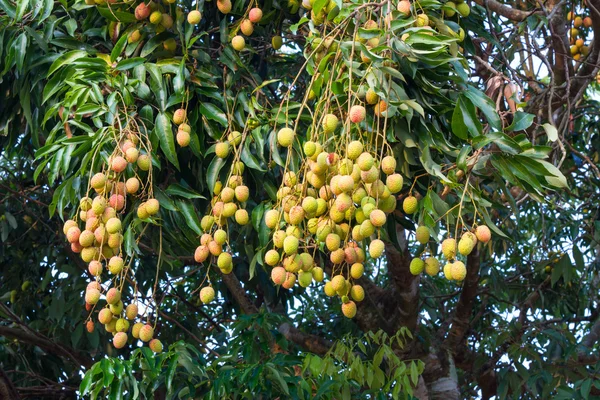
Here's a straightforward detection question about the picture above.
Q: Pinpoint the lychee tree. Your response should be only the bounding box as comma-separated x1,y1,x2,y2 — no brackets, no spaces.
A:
0,0,600,398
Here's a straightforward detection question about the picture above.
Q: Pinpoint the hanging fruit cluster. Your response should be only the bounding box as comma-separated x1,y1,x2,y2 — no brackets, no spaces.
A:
62,121,162,353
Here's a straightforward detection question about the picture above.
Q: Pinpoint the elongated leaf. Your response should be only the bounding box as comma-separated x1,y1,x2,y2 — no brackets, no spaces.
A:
48,50,87,76
199,103,228,127
154,113,179,169
176,200,202,235
115,57,146,71
206,156,225,195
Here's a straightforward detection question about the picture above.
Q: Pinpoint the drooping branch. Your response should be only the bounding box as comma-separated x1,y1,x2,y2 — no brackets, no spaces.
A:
0,325,91,368
220,271,259,314
472,0,541,21
0,368,20,400
278,323,333,355
444,249,481,350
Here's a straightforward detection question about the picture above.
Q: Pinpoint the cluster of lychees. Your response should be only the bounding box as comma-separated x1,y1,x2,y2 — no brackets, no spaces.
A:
62,131,162,352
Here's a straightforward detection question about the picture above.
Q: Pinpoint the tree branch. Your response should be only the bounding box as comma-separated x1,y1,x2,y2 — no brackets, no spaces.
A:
220,271,259,314
0,325,91,368
472,0,541,21
278,323,333,355
444,249,481,350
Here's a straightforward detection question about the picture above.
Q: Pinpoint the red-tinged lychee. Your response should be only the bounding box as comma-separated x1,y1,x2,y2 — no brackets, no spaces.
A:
88,260,103,276
111,156,127,173
208,240,222,256
282,272,297,289
132,322,143,339
139,324,154,342
135,3,150,20
113,332,128,349
235,209,249,225
217,0,232,13
386,173,403,193
342,301,357,318
98,308,113,324
349,105,366,123
235,185,249,202
125,147,139,163
475,225,491,243
397,0,411,15
126,177,140,194
177,130,190,147
356,152,374,171
173,108,186,125
271,266,287,285
125,304,138,320
194,245,209,263
108,194,125,211
240,19,254,36
402,195,418,214
85,288,101,304
106,288,121,305
149,339,163,353
67,226,81,243
369,209,386,227
249,7,263,23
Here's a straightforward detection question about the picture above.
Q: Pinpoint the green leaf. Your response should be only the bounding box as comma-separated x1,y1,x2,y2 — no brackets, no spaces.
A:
542,123,558,142
199,103,228,127
464,86,502,130
166,183,206,199
115,57,146,71
48,50,87,76
206,156,226,195
452,96,482,139
154,112,179,170
506,111,534,132
15,0,29,22
457,145,471,171
176,200,202,235
110,33,128,62
96,7,137,23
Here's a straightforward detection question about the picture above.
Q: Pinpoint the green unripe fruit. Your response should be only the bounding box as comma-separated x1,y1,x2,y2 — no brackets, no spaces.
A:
402,196,418,214
312,267,324,282
106,217,121,234
116,318,130,333
215,142,230,158
213,229,227,245
425,257,440,276
92,197,107,215
322,114,339,133
137,154,151,171
264,249,280,266
277,127,295,147
456,3,470,17
272,36,283,50
445,1,456,17
298,271,313,287
410,258,425,275
80,197,92,211
283,235,299,255
217,252,233,270
228,130,242,146
304,141,317,157
149,10,163,24
200,286,216,303
108,256,124,274
442,238,457,259
415,226,430,244
458,235,476,256
369,239,385,258
109,300,124,315
201,215,214,232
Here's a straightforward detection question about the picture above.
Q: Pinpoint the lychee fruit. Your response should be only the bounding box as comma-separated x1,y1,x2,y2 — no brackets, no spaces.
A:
217,0,232,13
173,108,186,125
442,238,457,259
369,239,385,258
458,234,476,256
409,258,425,275
351,262,364,279
126,177,140,194
249,7,263,23
132,322,143,339
106,288,121,305
369,209,386,227
271,266,287,285
277,127,295,147
85,288,101,304
125,147,139,163
135,2,150,20
443,262,454,280
475,225,491,243
381,156,396,175
67,226,81,243
215,141,230,158
88,260,103,276
91,173,106,189
108,256,124,274
187,10,202,24
231,35,245,51
350,285,365,302
402,195,418,214
200,286,216,304
282,272,297,289
217,252,233,270
312,267,324,282
272,36,283,50
283,235,299,255
386,173,403,193
235,209,249,225
240,19,254,36
145,199,160,215
98,308,113,325
139,324,154,342
349,105,366,123
111,156,128,173
137,154,151,170
125,304,138,320
113,332,128,349
415,226,430,244
322,114,339,133
194,245,209,263
425,257,440,276
397,0,411,15
341,301,357,318
149,339,163,353
365,88,379,105
451,261,467,281
177,130,191,147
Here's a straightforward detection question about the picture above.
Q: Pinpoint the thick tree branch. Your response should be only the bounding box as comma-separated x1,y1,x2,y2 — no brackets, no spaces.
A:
472,0,541,21
444,249,481,350
220,272,259,314
278,323,333,355
0,368,20,400
0,325,91,368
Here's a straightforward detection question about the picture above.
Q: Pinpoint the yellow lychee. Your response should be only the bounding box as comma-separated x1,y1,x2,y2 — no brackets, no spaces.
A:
410,258,425,275
442,238,457,259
